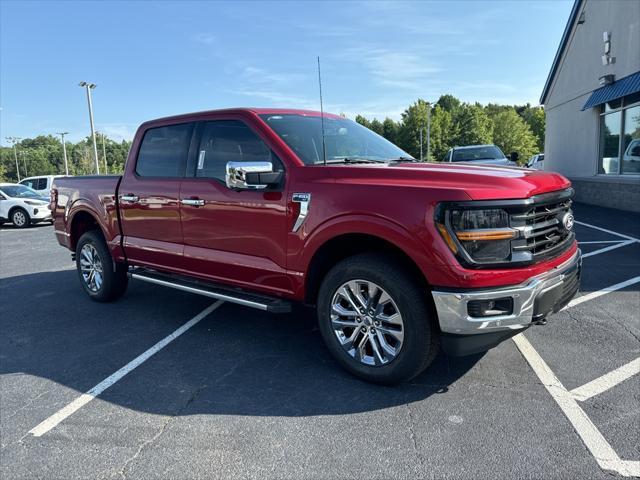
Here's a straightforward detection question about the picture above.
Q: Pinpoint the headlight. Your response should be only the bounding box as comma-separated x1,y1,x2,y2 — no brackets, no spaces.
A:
24,200,43,206
437,207,516,264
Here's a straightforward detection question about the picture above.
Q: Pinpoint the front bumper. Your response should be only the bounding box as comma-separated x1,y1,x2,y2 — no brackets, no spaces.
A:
29,205,52,222
432,249,582,341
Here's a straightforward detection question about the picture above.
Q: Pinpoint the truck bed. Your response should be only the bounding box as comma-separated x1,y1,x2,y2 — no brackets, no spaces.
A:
52,175,123,254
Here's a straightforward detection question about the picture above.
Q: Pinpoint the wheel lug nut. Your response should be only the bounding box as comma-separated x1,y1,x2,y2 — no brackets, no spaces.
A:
371,328,376,334
374,321,380,327
361,327,367,333
356,318,362,323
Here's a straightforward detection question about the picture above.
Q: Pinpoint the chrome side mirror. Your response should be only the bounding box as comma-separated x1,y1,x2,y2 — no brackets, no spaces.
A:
225,161,282,190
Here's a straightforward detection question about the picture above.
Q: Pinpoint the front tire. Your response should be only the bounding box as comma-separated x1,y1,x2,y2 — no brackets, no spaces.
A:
76,230,128,302
317,253,438,385
11,208,30,228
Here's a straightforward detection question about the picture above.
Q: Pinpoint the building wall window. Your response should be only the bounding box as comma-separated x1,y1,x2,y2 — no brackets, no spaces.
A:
599,92,640,175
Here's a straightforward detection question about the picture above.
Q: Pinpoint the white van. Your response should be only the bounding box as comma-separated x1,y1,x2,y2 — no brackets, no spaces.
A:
19,175,66,198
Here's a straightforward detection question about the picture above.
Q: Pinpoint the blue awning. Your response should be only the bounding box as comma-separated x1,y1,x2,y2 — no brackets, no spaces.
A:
582,70,640,110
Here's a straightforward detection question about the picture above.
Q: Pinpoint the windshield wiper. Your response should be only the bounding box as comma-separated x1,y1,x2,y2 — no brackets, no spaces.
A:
388,156,417,163
324,157,382,164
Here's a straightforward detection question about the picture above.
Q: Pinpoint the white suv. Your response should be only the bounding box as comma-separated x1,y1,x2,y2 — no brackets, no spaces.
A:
0,183,52,228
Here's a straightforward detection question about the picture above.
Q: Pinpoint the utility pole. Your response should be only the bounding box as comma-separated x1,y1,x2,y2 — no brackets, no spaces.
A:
100,133,107,174
426,101,432,162
419,127,427,161
78,81,100,174
5,136,22,181
21,150,28,177
56,132,70,175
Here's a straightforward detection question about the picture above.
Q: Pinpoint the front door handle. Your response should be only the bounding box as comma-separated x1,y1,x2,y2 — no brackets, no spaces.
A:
120,194,139,203
181,198,205,207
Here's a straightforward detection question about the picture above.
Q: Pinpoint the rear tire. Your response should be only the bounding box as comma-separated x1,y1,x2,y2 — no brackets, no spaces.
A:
317,253,438,385
11,208,30,229
76,230,128,302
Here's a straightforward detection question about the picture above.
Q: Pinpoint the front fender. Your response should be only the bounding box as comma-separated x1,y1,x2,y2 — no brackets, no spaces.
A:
291,213,435,284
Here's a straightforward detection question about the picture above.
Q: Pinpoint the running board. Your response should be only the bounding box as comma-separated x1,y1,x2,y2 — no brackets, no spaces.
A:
129,269,292,313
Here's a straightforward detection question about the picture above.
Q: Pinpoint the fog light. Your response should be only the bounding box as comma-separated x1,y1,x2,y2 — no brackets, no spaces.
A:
467,297,513,317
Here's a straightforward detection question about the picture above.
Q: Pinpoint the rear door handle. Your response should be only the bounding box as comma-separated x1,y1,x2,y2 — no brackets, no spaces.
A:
120,194,139,203
181,198,205,207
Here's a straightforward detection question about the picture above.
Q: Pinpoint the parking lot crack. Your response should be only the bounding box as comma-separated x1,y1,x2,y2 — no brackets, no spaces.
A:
3,388,52,421
405,403,424,468
116,384,207,479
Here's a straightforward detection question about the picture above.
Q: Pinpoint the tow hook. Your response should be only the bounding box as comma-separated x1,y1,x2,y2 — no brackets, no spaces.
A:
532,317,547,326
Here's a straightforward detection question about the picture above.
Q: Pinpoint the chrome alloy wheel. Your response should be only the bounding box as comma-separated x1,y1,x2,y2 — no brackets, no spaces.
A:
330,280,404,366
79,244,104,292
12,210,27,227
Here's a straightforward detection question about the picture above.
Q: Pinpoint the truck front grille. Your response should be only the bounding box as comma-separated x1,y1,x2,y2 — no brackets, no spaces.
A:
509,188,575,263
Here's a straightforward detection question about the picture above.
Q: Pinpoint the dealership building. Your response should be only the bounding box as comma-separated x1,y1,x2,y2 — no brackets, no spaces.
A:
540,0,640,212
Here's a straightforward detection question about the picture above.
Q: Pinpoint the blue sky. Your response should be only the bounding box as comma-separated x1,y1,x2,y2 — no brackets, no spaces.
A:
1,0,573,144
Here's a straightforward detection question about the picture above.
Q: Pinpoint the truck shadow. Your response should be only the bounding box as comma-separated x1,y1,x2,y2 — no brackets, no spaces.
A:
1,270,486,418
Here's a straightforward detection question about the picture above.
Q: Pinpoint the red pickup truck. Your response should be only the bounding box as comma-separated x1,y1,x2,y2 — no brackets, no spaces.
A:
51,108,581,384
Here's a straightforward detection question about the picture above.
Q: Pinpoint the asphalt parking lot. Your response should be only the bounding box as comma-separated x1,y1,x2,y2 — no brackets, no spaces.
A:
1,202,638,479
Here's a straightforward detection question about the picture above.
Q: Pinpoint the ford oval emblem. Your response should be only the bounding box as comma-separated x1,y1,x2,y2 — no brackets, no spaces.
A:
562,212,574,231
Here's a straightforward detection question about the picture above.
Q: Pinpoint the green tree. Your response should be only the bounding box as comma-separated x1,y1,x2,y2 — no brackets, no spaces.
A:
436,94,461,114
429,106,456,161
492,109,538,163
520,106,545,151
452,103,493,147
355,115,371,129
382,117,399,145
397,99,431,159
369,118,383,136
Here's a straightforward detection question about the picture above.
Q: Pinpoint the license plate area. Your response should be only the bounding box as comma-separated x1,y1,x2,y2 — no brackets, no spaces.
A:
533,263,581,320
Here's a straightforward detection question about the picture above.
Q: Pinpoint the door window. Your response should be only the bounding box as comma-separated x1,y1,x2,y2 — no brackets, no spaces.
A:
136,123,194,177
195,120,280,181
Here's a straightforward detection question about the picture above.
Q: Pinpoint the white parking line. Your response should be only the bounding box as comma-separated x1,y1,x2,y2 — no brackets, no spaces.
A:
29,300,224,437
578,240,627,245
562,276,640,310
513,334,639,477
571,357,640,402
582,240,635,258
575,220,640,243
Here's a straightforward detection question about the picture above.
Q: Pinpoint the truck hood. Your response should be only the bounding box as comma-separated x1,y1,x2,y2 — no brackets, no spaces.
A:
329,162,571,200
457,158,517,167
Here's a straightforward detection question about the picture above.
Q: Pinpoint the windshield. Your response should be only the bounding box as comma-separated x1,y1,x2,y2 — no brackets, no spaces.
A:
0,185,42,199
259,114,412,165
451,146,506,162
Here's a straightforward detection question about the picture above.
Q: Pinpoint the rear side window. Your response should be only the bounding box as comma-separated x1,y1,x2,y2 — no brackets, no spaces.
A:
36,178,48,190
195,120,278,181
136,123,194,177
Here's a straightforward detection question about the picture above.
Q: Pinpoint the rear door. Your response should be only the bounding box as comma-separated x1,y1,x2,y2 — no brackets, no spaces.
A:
179,118,291,295
118,122,195,271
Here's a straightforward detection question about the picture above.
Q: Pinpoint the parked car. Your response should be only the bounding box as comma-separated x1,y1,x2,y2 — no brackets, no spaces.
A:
19,175,66,199
527,154,545,170
0,183,52,228
622,139,640,173
51,108,580,384
444,144,518,166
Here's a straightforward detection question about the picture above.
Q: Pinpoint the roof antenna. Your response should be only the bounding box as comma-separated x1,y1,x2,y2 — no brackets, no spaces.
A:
317,56,327,166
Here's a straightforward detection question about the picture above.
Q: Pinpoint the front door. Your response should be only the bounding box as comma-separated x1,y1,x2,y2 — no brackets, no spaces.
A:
179,119,291,295
118,122,194,271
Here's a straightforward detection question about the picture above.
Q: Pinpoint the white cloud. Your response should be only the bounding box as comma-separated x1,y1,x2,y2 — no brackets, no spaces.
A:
97,123,137,142
192,32,216,45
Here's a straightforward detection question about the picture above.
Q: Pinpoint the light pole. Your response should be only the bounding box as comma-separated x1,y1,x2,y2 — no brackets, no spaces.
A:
426,102,432,162
418,101,434,162
56,132,70,175
21,150,28,177
419,127,427,161
99,132,107,174
5,136,22,181
79,81,100,174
